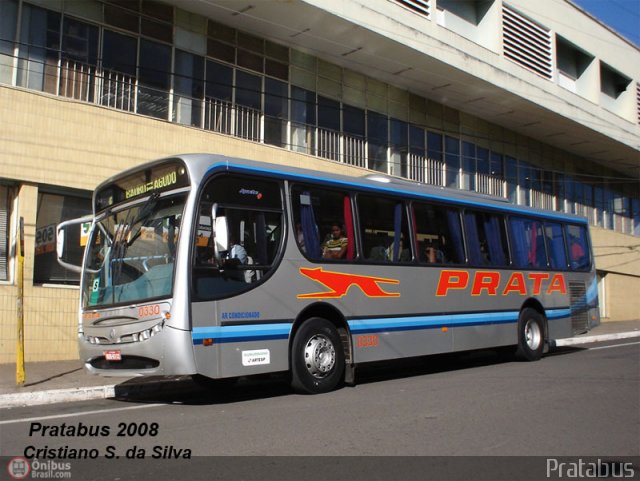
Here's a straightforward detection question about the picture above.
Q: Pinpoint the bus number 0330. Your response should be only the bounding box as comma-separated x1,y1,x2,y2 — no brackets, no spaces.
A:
357,335,379,348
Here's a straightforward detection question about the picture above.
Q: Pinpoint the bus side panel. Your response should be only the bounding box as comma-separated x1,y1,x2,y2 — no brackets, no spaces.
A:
352,328,452,363
452,323,517,352
191,297,292,379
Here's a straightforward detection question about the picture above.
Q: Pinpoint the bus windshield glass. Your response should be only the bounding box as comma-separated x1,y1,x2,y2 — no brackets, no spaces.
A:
82,194,186,308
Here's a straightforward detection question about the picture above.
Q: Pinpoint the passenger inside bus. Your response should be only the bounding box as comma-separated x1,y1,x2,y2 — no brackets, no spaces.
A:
322,223,348,259
424,239,445,264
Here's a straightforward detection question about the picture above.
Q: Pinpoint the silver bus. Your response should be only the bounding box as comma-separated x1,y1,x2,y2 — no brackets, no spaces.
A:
57,154,599,394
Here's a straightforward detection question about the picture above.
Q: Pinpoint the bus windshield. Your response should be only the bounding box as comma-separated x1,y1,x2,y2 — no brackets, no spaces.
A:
82,194,186,308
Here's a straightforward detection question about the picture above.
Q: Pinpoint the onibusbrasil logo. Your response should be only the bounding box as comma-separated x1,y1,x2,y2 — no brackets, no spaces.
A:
7,457,30,480
7,457,72,479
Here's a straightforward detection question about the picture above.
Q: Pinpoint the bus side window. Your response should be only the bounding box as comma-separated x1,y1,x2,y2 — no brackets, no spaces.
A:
509,217,548,269
413,202,464,265
566,224,590,270
463,211,509,267
545,222,568,270
357,195,412,263
291,185,354,261
192,174,284,301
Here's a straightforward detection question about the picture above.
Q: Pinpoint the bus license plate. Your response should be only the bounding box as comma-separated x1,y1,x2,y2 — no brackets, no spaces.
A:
104,350,122,361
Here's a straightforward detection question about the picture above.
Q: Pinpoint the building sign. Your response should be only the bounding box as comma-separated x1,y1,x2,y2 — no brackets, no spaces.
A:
35,224,56,255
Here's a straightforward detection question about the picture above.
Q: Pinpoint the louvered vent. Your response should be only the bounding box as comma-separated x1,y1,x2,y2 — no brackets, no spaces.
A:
636,83,640,124
393,0,430,18
502,5,553,79
569,282,589,335
0,188,8,281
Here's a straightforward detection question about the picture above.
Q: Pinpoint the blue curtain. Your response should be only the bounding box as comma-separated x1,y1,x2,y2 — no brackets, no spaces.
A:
464,212,483,265
393,203,402,262
547,223,567,269
300,192,321,259
509,217,528,268
447,210,465,264
484,215,506,266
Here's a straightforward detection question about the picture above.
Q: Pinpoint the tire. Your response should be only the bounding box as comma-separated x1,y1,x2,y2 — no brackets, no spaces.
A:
291,318,345,394
515,308,545,361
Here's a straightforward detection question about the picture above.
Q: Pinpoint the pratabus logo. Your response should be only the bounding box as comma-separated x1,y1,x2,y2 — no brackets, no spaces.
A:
298,267,400,299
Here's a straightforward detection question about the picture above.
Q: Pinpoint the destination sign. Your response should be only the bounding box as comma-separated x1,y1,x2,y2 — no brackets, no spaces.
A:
96,160,190,210
125,171,179,199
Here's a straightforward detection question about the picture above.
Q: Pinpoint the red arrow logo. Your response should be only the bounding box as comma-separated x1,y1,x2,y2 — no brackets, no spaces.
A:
298,267,400,299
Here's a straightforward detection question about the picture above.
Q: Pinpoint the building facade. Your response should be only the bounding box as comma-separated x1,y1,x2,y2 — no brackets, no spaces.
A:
0,0,638,362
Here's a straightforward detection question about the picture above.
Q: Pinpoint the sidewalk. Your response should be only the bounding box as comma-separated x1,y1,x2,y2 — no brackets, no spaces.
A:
1,320,639,409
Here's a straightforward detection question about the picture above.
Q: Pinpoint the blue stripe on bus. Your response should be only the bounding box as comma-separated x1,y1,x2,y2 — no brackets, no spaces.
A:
348,311,520,334
205,162,589,225
348,308,572,334
192,324,292,345
191,309,572,344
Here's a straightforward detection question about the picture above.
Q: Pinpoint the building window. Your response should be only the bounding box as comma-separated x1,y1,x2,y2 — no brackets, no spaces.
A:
102,30,137,111
138,38,171,119
0,0,18,85
367,111,388,173
60,17,99,102
390,119,409,178
427,131,444,186
444,136,460,188
17,4,61,94
291,86,316,154
264,77,288,148
33,191,91,285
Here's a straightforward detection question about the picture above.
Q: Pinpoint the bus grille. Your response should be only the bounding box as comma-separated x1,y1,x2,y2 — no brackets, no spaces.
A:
569,282,589,334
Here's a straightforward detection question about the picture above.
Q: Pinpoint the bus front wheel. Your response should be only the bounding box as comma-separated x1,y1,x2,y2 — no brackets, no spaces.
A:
515,308,545,361
291,318,345,394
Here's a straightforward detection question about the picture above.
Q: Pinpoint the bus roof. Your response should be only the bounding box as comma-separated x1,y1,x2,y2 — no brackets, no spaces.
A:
98,153,589,225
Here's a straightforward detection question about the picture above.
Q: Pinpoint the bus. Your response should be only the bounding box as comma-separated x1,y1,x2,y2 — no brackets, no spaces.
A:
57,153,599,394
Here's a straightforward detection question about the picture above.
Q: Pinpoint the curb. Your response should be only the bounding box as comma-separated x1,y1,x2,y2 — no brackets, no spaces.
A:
553,331,640,347
1,332,638,409
0,385,116,409
0,376,197,409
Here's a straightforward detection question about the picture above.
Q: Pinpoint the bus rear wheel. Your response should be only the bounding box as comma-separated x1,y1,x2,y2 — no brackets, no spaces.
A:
291,318,345,394
515,308,545,361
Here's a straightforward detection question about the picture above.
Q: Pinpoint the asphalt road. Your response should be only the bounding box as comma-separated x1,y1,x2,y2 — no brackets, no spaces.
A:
1,340,638,480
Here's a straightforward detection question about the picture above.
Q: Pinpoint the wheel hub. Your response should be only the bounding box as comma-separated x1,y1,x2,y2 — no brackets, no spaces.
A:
524,319,542,350
303,334,336,379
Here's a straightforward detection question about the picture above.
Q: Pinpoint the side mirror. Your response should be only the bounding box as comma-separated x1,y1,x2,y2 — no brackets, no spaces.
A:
57,216,93,274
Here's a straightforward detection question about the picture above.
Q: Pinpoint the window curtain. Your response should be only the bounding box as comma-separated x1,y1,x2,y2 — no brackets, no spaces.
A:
484,215,506,266
393,203,402,262
300,192,321,259
447,210,465,263
547,224,567,269
509,217,529,268
343,195,355,260
463,212,483,265
528,221,538,266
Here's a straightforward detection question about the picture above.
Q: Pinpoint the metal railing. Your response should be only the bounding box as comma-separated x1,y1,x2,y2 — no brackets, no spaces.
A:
204,97,260,141
2,51,637,235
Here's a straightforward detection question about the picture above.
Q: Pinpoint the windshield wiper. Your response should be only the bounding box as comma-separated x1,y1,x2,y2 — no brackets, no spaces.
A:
126,193,161,247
